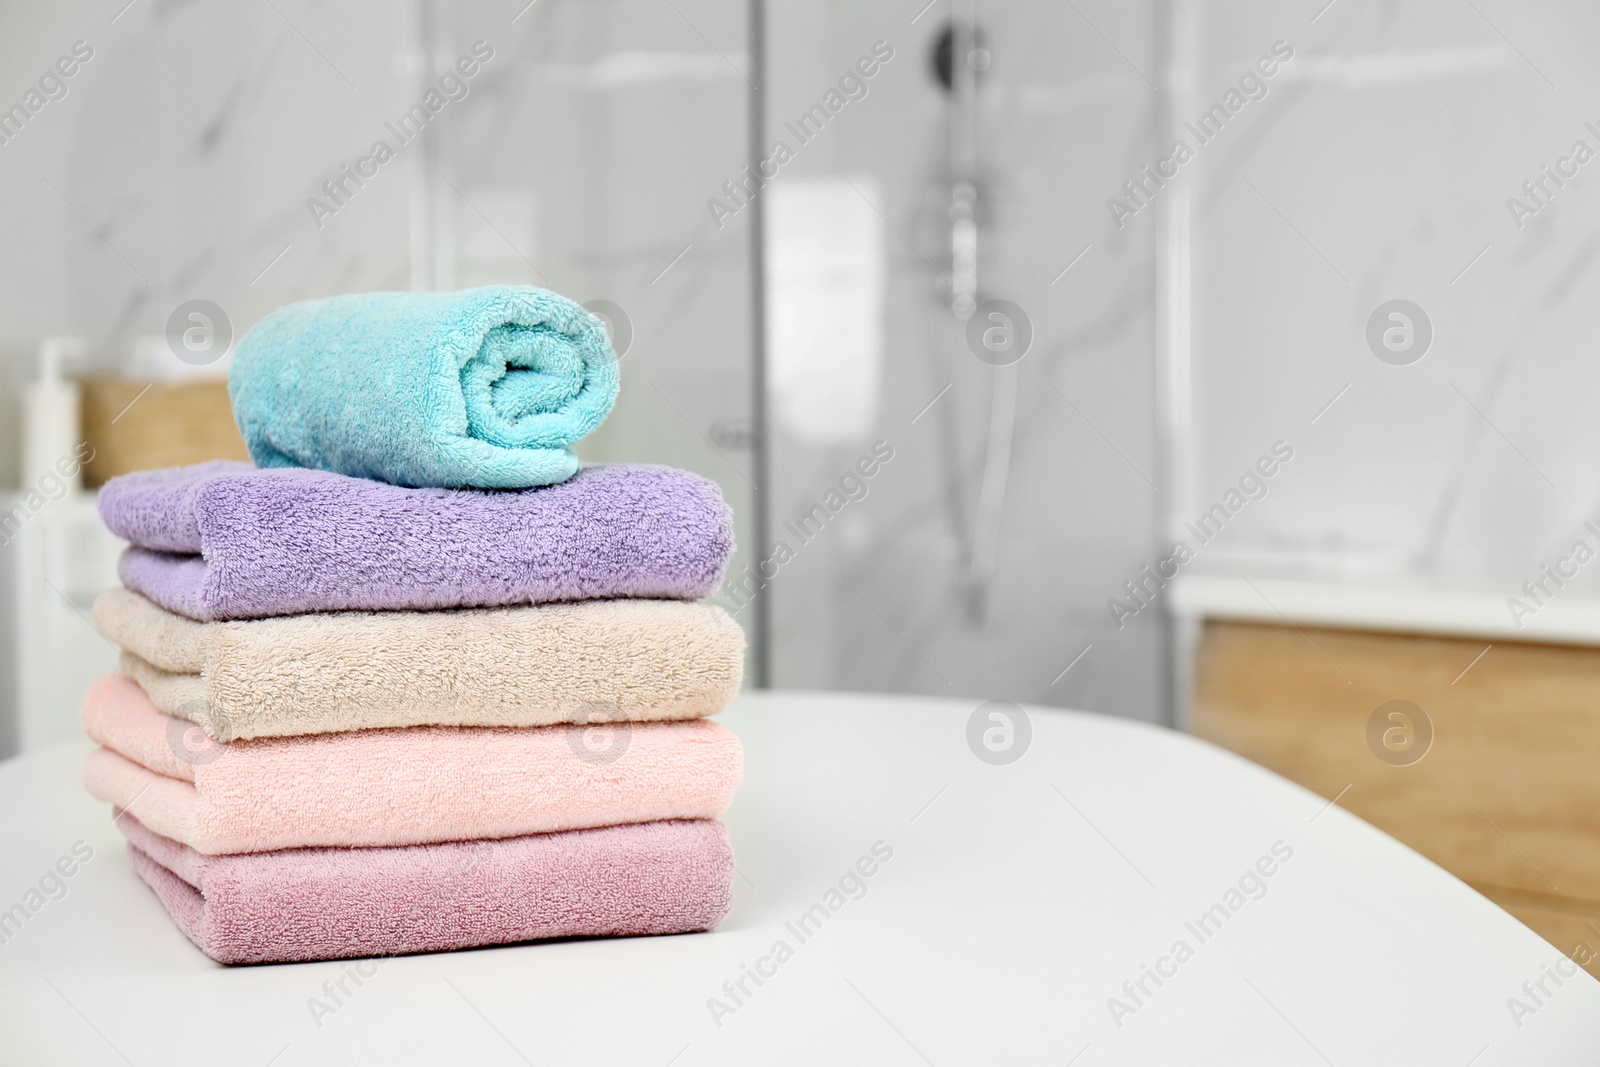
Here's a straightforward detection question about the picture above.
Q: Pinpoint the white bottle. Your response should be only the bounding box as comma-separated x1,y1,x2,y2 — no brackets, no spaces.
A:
22,336,87,492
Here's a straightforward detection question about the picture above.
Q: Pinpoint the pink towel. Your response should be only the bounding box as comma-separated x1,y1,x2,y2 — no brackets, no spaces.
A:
116,810,734,964
82,674,742,854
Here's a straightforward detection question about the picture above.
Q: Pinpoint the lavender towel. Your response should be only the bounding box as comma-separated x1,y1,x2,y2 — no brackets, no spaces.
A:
97,460,734,621
116,810,734,965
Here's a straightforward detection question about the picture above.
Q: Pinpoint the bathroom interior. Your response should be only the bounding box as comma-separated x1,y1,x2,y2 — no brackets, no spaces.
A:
4,0,1600,1056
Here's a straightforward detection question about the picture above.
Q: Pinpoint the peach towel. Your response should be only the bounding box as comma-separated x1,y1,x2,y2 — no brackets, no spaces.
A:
81,674,742,855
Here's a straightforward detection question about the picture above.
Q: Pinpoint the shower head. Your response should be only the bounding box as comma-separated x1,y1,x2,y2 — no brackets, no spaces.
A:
930,21,990,92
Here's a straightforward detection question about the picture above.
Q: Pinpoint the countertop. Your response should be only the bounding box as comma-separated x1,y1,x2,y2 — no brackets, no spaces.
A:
1171,571,1600,646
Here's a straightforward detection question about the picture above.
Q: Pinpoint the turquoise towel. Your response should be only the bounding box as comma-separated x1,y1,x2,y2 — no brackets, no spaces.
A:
229,286,620,489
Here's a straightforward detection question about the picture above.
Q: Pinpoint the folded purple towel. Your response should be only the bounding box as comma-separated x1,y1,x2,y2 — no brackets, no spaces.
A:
98,461,734,620
116,810,735,964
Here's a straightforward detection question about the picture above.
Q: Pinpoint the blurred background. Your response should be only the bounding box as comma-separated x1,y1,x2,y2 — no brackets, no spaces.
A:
5,0,1600,966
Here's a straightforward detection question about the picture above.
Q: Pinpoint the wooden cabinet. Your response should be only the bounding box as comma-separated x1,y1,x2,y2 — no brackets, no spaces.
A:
79,376,249,488
1192,619,1600,974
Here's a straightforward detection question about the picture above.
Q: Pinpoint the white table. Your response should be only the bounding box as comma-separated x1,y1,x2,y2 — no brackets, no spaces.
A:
1,691,1596,1064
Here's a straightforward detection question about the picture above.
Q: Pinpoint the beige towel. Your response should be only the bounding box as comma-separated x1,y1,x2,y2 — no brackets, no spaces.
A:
93,588,745,741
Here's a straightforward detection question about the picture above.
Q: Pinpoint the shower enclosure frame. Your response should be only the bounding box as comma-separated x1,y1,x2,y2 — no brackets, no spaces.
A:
399,0,1199,719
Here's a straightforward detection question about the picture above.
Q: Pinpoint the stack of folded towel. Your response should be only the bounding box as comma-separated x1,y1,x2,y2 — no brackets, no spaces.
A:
80,285,746,964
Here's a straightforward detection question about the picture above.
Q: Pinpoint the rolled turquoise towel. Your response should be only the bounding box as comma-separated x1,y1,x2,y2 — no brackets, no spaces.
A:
229,285,620,489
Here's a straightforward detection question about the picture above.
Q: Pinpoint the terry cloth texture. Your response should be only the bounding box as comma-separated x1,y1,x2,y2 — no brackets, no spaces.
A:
97,461,732,621
116,810,734,964
94,588,745,741
229,285,620,489
82,674,743,855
